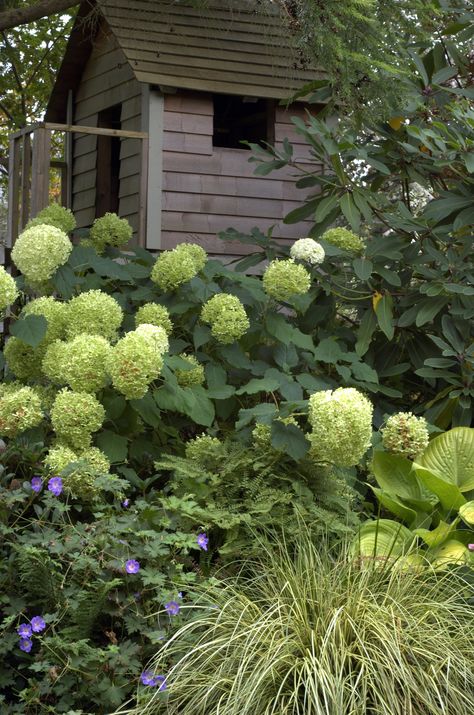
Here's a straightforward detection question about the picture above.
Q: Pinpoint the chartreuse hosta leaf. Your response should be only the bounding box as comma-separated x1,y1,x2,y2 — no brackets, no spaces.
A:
417,427,474,491
353,519,416,560
458,500,474,526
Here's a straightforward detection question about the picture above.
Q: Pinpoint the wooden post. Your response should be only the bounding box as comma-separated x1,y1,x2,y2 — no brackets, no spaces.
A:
6,136,20,250
145,90,164,250
30,128,51,217
139,136,149,248
20,133,31,229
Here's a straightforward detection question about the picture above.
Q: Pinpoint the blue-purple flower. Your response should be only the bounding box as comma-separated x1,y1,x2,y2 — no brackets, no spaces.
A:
125,559,140,574
469,543,474,551
122,498,130,508
19,638,32,653
141,670,166,689
197,532,209,551
30,476,42,493
47,476,63,496
165,600,180,616
17,623,32,638
31,616,46,633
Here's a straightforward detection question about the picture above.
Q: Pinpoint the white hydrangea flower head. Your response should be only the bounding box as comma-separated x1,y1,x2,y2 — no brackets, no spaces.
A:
44,444,111,498
50,388,105,449
89,213,132,253
200,293,249,344
381,412,429,459
135,323,169,355
4,338,44,380
65,290,123,341
0,267,18,311
11,224,72,283
41,340,68,384
0,385,43,437
135,303,173,335
56,334,112,393
262,259,311,302
322,227,365,254
32,384,58,411
175,354,205,387
290,238,325,266
107,330,165,399
26,204,76,234
151,243,207,291
308,387,373,467
22,296,67,345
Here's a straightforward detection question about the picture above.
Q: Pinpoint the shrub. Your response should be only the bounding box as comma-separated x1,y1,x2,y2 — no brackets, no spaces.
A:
136,528,474,715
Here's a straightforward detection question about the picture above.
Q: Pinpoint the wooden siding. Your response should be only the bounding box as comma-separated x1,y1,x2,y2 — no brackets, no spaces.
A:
161,92,319,255
102,0,320,100
72,27,142,236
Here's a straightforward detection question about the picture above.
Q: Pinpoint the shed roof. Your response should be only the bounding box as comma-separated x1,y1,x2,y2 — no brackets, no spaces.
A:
46,0,320,121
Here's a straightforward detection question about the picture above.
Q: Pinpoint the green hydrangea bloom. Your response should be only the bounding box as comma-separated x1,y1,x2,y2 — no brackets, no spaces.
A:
32,384,58,411
175,354,205,387
89,213,132,253
134,324,169,355
50,389,105,449
201,293,249,344
0,385,43,437
44,444,78,474
308,387,373,467
135,303,173,335
45,444,111,499
41,340,67,384
322,227,365,254
25,204,76,234
185,434,226,470
55,334,112,392
0,266,18,311
381,412,429,459
22,296,67,345
290,238,325,265
175,243,207,272
65,290,123,341
107,329,165,399
11,224,72,283
151,243,207,291
262,259,311,302
4,338,43,380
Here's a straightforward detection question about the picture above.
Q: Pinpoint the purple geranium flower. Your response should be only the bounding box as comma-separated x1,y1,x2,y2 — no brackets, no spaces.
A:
30,476,43,493
468,543,474,551
31,616,46,633
47,476,63,496
17,623,32,638
165,600,180,616
19,638,32,653
125,559,140,574
196,532,209,551
141,671,166,689
122,498,130,508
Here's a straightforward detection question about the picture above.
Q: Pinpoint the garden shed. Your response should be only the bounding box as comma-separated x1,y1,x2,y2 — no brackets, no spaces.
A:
8,0,322,255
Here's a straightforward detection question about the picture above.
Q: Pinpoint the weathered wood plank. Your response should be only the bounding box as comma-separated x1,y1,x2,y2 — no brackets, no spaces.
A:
161,211,311,238
162,172,305,200
163,111,212,135
7,137,20,248
164,93,213,115
20,134,31,229
162,149,309,180
163,131,212,155
161,192,306,220
30,128,51,217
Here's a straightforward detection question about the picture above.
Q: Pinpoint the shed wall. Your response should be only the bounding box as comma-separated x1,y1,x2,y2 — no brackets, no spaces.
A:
161,92,318,254
72,27,142,236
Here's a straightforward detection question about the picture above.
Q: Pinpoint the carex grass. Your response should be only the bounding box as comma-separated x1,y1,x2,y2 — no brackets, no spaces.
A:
128,527,474,715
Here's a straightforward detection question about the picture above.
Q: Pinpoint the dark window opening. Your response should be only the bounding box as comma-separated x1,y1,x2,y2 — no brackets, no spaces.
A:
95,104,122,217
213,94,274,149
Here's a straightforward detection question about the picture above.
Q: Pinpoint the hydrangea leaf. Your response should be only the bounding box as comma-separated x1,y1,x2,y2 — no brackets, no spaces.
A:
96,430,129,463
270,421,310,461
10,314,48,348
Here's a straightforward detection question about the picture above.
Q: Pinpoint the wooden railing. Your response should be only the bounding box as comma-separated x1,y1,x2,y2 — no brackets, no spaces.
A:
7,122,149,250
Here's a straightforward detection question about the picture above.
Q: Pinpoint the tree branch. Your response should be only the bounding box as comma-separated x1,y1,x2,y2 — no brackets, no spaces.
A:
0,0,79,31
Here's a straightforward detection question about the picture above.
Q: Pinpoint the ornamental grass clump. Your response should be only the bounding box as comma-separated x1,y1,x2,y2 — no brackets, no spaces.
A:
381,411,430,459
262,259,311,302
65,290,123,340
89,212,133,253
0,266,18,311
151,243,207,291
308,387,373,467
25,203,76,234
200,293,249,344
138,529,474,715
11,224,72,284
0,385,43,437
107,328,167,399
50,389,105,449
322,227,365,254
135,303,173,335
290,238,325,265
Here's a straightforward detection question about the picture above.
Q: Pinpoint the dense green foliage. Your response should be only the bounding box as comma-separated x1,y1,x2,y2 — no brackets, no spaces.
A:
134,527,474,715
